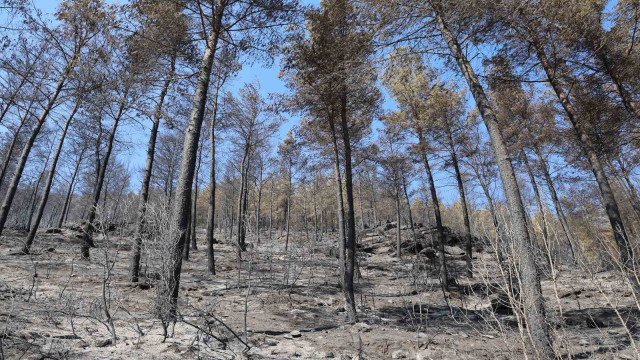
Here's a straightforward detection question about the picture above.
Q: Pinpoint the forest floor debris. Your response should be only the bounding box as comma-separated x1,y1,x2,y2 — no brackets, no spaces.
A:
0,225,638,359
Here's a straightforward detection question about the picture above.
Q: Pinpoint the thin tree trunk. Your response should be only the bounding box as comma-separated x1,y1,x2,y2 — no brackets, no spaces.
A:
357,181,365,230
285,165,292,251
0,48,44,124
395,184,401,257
26,166,48,231
58,149,85,228
23,99,80,253
617,157,640,219
369,171,378,227
533,146,578,263
129,55,176,281
63,180,78,225
522,151,551,263
256,166,263,245
0,60,76,235
313,179,318,241
531,31,633,273
269,177,274,242
339,89,357,324
80,88,129,260
417,132,449,291
191,134,205,251
0,101,34,192
329,114,346,290
449,142,473,277
448,138,472,276
434,6,554,356
470,152,504,262
401,170,418,254
160,10,223,319
183,202,192,260
237,148,250,256
302,188,308,241
206,88,220,274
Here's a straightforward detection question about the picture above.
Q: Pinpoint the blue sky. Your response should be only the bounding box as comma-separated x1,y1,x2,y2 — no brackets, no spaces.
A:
26,0,479,207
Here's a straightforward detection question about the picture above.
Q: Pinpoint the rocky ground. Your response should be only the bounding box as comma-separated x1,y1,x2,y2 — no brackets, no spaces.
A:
0,223,638,359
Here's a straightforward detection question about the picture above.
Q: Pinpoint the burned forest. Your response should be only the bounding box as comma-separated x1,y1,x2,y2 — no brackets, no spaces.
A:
2,0,640,359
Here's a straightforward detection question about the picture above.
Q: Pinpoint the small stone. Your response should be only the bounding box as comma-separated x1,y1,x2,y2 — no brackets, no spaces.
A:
579,338,589,346
392,349,408,359
324,351,335,358
283,334,293,339
353,322,371,332
290,330,302,338
95,338,112,347
294,351,302,357
265,339,278,346
443,245,465,256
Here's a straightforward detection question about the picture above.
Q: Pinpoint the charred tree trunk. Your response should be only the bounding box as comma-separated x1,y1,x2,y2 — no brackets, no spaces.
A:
417,132,449,291
58,149,85,228
339,90,357,324
236,148,250,256
313,179,319,241
268,177,274,242
80,89,129,260
23,99,80,253
401,170,418,253
0,49,43,124
369,171,379,227
130,56,176,282
285,170,292,251
531,32,633,272
255,170,263,245
448,136,473,277
329,114,347,290
183,202,192,260
433,5,554,357
206,78,222,274
0,58,77,235
533,146,577,262
191,135,205,251
160,8,223,320
617,157,640,219
522,151,551,266
0,101,34,192
395,183,402,258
